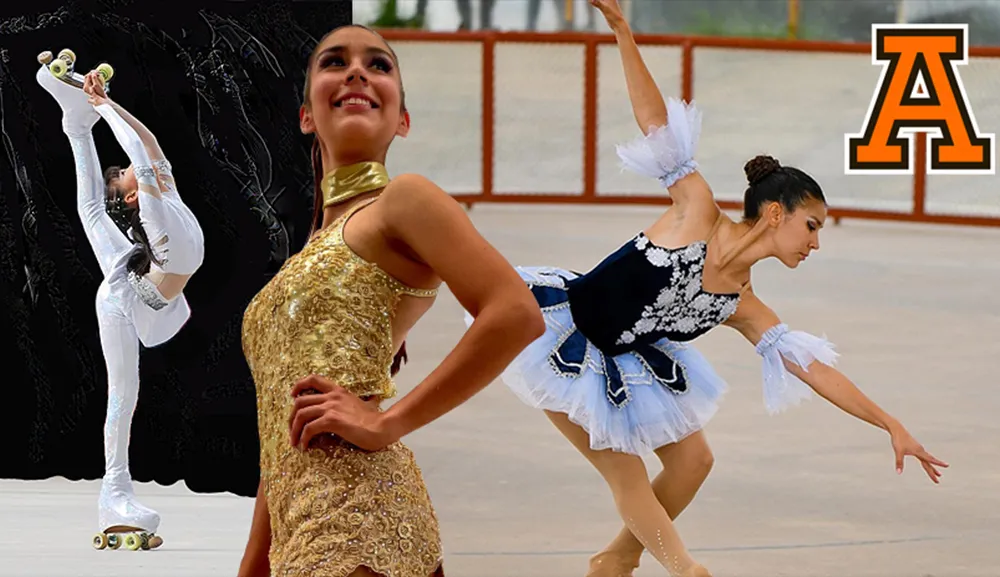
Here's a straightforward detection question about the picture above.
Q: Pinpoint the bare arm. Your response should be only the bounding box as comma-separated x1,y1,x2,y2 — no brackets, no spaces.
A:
378,174,545,437
725,288,948,481
599,3,666,135
288,174,545,451
236,480,271,577
593,0,715,211
726,289,898,430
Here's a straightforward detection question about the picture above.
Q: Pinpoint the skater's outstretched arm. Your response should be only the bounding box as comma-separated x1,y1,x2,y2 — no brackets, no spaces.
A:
593,0,665,136
592,0,715,211
726,288,949,483
83,72,167,163
83,74,171,199
237,480,271,577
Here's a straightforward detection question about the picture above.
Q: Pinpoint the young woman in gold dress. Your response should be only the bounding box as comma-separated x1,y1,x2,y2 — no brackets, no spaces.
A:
236,25,545,577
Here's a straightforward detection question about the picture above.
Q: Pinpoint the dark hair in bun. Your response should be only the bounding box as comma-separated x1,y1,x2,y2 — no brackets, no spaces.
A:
742,154,826,221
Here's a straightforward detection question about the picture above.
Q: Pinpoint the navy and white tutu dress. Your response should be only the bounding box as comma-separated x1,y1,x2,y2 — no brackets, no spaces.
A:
469,98,838,456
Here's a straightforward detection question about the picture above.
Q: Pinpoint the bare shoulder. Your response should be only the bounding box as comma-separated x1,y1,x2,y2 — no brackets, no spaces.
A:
371,172,529,309
378,173,464,230
671,172,718,211
383,173,448,203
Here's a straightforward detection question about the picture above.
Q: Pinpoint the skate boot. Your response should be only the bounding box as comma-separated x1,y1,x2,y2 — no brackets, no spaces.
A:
34,49,109,135
585,550,640,577
93,475,163,551
679,564,712,577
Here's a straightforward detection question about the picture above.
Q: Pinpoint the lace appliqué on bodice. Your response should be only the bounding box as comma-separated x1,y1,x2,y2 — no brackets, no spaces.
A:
617,233,740,347
241,201,442,577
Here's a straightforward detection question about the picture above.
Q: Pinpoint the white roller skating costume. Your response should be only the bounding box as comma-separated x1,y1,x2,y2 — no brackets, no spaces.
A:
36,48,205,551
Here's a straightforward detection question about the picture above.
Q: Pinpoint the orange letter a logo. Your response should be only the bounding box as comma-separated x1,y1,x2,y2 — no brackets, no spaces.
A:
846,24,995,175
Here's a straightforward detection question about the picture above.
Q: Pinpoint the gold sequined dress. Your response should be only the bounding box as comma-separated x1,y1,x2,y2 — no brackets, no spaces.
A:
242,198,444,577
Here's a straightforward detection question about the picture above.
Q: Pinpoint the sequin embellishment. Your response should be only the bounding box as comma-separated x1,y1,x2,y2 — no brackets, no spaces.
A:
241,200,443,577
127,271,168,311
616,234,740,346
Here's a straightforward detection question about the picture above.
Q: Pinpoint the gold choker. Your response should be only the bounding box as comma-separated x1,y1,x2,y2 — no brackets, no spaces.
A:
321,161,391,208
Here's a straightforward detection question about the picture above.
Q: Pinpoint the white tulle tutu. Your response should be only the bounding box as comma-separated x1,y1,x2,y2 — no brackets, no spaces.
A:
468,266,728,456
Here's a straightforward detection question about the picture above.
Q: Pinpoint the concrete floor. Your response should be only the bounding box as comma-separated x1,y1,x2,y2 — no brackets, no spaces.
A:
2,203,999,576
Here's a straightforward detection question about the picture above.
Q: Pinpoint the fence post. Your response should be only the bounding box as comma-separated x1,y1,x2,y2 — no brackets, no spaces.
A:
483,35,495,199
584,39,598,199
788,0,800,39
681,40,693,103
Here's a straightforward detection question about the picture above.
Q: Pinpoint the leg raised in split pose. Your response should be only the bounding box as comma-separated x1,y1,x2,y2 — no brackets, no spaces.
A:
36,56,205,550
477,1,949,575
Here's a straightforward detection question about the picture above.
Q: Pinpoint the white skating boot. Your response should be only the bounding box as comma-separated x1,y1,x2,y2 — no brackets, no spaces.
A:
34,51,104,136
94,474,163,551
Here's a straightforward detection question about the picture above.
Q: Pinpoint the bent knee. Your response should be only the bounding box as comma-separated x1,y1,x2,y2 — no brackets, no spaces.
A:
683,433,714,473
656,431,714,474
699,444,715,474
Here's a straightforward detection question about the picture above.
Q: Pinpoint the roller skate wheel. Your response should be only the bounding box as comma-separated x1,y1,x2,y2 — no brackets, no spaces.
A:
146,534,163,549
92,533,108,550
48,59,68,78
107,533,122,549
57,49,76,64
37,51,53,65
96,63,114,83
124,533,142,551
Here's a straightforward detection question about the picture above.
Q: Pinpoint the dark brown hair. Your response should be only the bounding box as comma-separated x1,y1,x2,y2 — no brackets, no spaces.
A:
303,25,409,377
742,155,826,221
104,166,161,276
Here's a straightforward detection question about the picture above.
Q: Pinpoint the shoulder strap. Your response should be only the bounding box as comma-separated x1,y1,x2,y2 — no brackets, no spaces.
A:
337,196,380,230
336,196,438,299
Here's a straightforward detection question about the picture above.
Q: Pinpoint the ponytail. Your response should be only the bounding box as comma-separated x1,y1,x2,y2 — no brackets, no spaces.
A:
306,137,409,377
125,208,160,276
104,165,160,276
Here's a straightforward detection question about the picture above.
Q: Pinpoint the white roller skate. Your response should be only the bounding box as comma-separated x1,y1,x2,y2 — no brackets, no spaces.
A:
35,47,111,134
93,475,163,551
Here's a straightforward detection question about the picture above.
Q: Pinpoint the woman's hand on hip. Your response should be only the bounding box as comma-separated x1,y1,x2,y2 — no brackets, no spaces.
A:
288,374,399,452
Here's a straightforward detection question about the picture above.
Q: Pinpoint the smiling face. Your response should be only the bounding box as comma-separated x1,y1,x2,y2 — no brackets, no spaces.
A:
299,26,410,167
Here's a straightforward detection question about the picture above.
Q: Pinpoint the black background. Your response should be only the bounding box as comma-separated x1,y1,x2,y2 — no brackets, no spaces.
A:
0,0,350,497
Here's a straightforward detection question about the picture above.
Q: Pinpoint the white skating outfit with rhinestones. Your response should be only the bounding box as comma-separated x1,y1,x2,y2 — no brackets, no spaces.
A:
36,64,204,536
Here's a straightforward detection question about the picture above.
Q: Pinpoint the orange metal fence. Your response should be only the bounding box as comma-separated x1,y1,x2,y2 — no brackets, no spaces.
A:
380,29,1000,228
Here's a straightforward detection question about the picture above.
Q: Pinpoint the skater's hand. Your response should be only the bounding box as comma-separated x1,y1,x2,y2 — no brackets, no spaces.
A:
288,374,400,452
83,71,109,106
889,423,948,483
589,0,627,29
